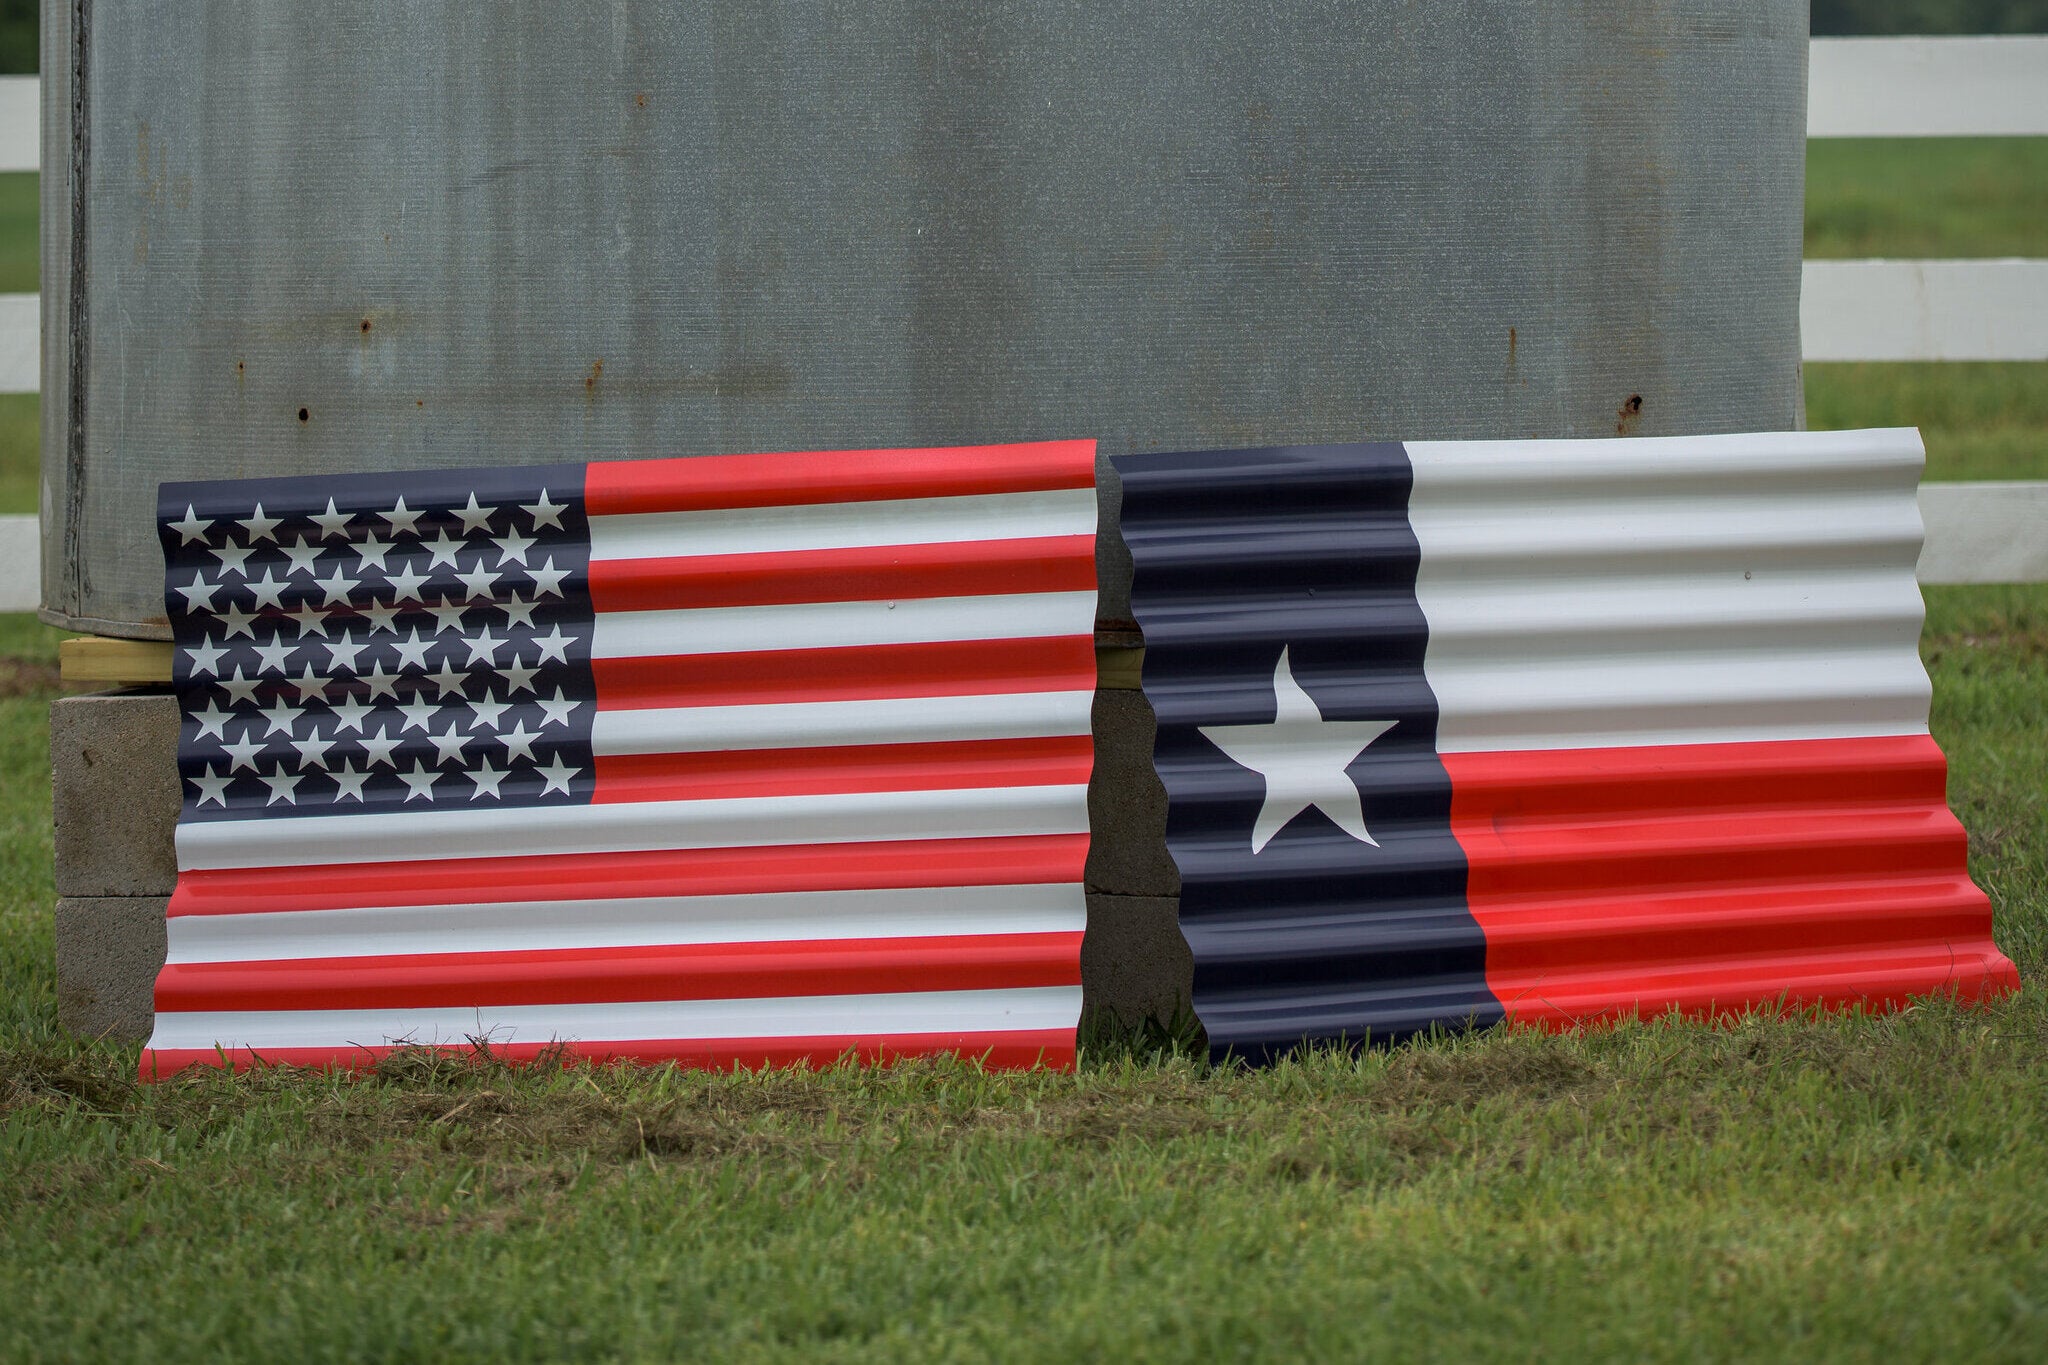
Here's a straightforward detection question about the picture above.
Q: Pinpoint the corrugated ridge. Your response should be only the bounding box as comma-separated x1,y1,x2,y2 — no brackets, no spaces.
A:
1119,443,1500,1060
1449,735,2016,1022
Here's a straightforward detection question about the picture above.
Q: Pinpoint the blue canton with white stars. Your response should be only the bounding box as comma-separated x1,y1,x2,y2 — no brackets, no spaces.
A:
159,465,597,821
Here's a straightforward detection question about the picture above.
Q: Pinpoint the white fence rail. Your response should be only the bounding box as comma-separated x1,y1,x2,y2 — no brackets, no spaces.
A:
1809,35,2048,137
1801,259,2048,362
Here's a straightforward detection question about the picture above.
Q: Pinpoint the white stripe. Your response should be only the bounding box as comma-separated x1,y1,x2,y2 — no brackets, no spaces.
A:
590,487,1098,561
166,884,1089,965
1406,429,1933,753
144,985,1083,1053
591,689,1094,754
591,591,1095,659
176,781,1090,871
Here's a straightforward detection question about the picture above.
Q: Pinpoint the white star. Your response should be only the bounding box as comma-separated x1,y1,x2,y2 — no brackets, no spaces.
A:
358,726,401,768
329,760,371,802
390,628,435,671
454,493,498,535
537,687,579,729
397,761,440,802
522,489,567,531
534,753,581,796
492,528,536,567
328,694,374,734
426,599,470,634
208,540,257,576
384,564,431,602
496,655,539,696
464,757,509,800
526,557,569,599
427,723,471,766
361,662,403,701
256,697,301,737
1198,647,1398,855
498,720,540,763
358,599,404,635
421,529,465,569
316,567,360,607
423,660,468,698
183,640,228,677
282,602,333,639
381,496,425,537
280,536,325,577
465,694,510,732
238,504,282,544
291,729,337,770
395,697,439,734
497,593,538,629
175,573,222,615
454,564,500,602
324,637,369,673
260,766,304,806
216,603,261,640
532,626,576,666
462,628,506,667
190,700,235,742
286,664,327,704
169,505,214,545
352,532,395,573
217,665,263,707
311,497,355,540
252,637,298,675
221,733,266,773
245,569,289,611
189,763,233,808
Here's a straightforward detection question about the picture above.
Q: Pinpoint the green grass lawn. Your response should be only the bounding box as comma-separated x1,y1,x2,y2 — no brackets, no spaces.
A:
0,586,2043,1362
1805,138,2048,260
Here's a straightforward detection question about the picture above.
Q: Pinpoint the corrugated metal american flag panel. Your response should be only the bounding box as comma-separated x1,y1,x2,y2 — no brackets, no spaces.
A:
143,441,1097,1077
1115,429,2018,1063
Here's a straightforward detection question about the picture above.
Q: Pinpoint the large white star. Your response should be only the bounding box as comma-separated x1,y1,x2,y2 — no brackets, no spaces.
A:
1198,646,1398,855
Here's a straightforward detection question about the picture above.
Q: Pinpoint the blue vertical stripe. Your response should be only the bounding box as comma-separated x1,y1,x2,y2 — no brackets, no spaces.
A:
1114,443,1501,1061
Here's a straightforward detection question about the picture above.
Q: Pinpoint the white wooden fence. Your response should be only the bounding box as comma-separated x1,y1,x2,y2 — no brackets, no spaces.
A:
1,41,2045,610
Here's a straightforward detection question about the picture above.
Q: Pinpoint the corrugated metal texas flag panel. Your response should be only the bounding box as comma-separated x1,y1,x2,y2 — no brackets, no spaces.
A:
1116,430,2018,1063
142,441,1097,1078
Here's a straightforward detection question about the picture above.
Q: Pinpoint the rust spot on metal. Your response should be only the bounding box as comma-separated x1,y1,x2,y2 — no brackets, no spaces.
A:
635,91,648,110
359,318,372,334
297,407,310,424
235,359,245,381
1616,393,1643,435
585,358,605,396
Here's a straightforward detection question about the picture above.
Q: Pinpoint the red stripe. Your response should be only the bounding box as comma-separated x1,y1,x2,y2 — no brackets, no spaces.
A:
594,736,1095,803
1443,735,2018,1025
169,833,1090,918
588,536,1095,613
584,440,1096,515
591,636,1098,710
141,1030,1077,1081
155,932,1084,1013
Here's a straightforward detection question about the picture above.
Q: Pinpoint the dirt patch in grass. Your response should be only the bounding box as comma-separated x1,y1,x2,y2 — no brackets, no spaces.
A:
0,658,58,700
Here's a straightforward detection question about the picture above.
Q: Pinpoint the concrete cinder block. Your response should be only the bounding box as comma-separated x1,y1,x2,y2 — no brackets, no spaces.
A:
1085,688,1180,898
49,691,181,897
1081,893,1191,1028
55,896,168,1043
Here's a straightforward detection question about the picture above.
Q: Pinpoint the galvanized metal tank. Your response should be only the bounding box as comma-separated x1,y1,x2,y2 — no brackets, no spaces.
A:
40,1,1808,638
